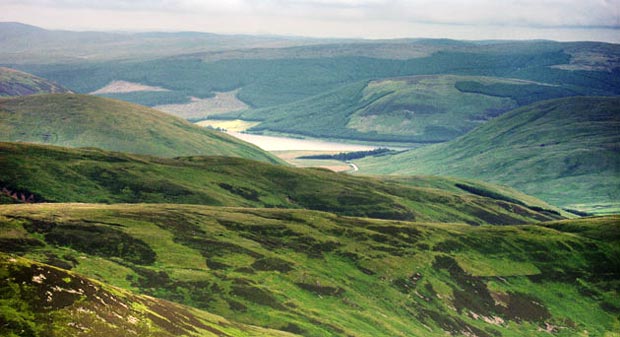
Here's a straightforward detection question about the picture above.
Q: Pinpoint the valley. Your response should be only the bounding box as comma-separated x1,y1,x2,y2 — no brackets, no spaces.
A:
226,131,383,170
0,20,618,337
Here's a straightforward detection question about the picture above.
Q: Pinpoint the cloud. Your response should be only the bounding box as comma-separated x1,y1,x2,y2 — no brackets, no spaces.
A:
272,0,620,28
393,0,620,28
4,0,618,28
1,0,618,41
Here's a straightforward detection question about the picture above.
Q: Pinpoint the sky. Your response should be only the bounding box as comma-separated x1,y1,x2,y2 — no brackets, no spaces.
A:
1,0,619,42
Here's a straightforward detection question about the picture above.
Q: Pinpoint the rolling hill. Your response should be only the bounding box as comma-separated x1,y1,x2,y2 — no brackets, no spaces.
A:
0,66,70,96
0,203,617,336
358,96,620,214
0,253,297,337
0,94,281,163
0,142,566,224
225,75,579,143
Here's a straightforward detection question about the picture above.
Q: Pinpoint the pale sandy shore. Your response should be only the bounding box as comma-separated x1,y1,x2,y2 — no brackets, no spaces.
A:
227,132,377,152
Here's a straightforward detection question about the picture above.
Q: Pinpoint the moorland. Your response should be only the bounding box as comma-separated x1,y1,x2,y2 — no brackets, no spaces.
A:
0,22,618,337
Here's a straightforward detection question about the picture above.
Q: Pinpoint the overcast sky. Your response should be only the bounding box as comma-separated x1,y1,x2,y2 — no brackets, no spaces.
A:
1,0,619,42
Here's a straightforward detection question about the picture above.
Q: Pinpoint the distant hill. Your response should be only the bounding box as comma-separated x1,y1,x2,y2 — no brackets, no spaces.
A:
0,141,567,224
359,97,620,213
9,39,615,146
226,75,580,143
11,36,618,117
0,253,296,337
0,94,281,163
1,203,617,336
0,67,70,96
0,22,330,64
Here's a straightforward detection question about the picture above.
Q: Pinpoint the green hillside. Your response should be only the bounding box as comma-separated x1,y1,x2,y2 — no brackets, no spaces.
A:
359,96,620,214
0,67,70,96
0,94,281,163
0,253,297,337
227,75,580,142
1,203,618,336
0,142,566,224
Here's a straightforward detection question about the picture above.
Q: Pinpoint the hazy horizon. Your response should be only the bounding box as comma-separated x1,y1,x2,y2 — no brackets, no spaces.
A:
1,0,619,43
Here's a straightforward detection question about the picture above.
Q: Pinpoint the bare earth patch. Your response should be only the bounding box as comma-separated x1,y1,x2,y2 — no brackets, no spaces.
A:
155,90,248,119
90,80,170,94
551,51,620,72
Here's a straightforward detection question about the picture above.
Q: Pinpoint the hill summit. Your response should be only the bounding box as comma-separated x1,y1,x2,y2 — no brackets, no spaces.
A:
359,96,620,213
0,67,70,96
0,93,281,163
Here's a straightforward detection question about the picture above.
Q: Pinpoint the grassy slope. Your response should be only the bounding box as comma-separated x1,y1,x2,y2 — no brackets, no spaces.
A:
0,203,617,336
0,141,567,225
381,175,572,212
0,253,297,337
0,94,281,163
230,75,579,142
0,67,71,97
358,97,620,213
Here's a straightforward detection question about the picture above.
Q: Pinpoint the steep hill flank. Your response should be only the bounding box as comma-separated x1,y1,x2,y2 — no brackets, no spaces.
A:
228,75,578,143
0,253,297,337
359,96,620,213
0,94,281,163
0,67,70,96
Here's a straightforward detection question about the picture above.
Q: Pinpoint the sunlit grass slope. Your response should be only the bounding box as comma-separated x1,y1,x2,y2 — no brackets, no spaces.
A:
0,203,617,336
0,94,281,163
0,141,566,224
359,96,620,213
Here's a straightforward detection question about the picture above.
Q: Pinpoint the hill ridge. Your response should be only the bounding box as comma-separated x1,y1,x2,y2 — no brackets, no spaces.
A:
0,141,568,224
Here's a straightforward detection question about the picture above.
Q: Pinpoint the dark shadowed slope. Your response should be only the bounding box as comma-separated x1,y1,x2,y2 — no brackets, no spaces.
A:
0,94,282,163
0,67,70,96
359,96,620,214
